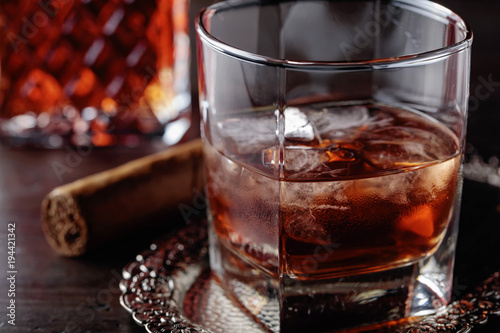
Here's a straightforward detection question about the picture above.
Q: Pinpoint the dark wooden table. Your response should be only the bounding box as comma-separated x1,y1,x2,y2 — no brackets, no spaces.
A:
1,0,500,332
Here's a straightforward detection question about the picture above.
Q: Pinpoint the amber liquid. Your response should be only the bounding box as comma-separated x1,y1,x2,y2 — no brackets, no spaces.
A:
205,102,460,281
0,0,189,146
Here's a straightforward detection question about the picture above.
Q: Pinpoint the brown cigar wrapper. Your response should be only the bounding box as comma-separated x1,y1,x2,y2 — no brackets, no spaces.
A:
41,139,204,257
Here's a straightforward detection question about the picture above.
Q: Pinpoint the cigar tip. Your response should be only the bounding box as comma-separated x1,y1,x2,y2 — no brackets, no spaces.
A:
41,191,88,257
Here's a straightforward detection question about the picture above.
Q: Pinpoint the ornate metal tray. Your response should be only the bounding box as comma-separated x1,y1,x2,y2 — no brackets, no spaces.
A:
119,219,500,333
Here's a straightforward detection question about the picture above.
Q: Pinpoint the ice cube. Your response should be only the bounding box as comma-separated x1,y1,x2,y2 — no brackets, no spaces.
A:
284,146,323,173
283,196,352,245
262,144,356,178
263,145,324,173
215,115,277,155
284,107,317,142
283,204,330,244
361,126,449,169
306,104,370,137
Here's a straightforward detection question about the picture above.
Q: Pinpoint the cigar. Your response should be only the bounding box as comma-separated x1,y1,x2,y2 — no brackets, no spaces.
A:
41,139,204,257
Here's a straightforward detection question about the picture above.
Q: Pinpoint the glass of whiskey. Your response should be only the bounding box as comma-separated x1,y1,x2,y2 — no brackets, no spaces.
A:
0,0,191,147
196,0,472,331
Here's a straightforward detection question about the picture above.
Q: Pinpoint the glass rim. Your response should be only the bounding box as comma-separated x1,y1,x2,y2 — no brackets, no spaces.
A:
195,0,473,70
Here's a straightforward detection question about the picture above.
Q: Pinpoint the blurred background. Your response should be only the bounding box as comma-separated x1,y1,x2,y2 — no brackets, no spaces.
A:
438,0,500,159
